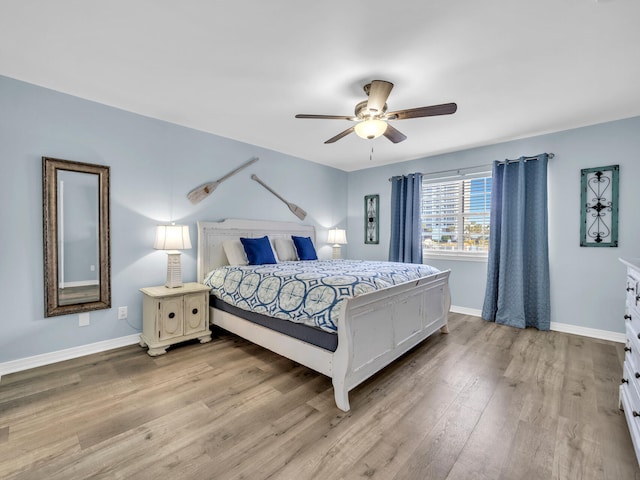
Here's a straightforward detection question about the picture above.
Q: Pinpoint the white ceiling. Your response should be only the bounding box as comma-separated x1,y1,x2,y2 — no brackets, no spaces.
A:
1,0,639,172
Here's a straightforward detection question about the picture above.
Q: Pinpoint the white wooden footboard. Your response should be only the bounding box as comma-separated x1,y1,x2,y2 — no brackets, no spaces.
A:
331,270,451,411
210,269,450,412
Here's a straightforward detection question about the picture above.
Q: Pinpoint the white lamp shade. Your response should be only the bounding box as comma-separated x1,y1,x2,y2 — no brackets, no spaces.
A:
154,224,192,250
327,228,347,245
354,119,387,140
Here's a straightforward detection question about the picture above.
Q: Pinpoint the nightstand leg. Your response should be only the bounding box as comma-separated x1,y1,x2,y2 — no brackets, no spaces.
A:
147,346,167,356
198,333,212,344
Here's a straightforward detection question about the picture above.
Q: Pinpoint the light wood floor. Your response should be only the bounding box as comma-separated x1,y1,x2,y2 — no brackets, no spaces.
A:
58,285,100,305
1,314,638,479
58,285,100,306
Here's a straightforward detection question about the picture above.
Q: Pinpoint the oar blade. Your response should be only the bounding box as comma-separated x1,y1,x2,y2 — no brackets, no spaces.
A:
289,204,307,220
187,156,259,204
187,181,219,204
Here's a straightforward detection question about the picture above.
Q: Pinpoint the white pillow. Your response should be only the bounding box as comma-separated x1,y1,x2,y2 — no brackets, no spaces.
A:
268,237,280,262
223,239,248,266
274,237,298,261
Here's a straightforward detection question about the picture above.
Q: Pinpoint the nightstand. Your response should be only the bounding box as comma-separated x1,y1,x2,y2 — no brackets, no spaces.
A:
139,282,212,356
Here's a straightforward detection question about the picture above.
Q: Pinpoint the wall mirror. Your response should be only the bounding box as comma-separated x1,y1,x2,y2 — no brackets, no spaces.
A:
43,157,111,317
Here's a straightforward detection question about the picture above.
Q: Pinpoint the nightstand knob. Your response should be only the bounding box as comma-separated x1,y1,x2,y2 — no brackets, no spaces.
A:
625,346,632,352
623,378,629,384
192,308,198,315
168,312,175,319
628,287,635,292
625,314,632,320
634,411,640,418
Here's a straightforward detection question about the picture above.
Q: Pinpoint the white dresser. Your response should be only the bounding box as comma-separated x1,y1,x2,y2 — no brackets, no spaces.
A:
620,258,640,465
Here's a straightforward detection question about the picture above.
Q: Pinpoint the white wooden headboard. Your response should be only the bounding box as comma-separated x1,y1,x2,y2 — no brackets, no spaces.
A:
197,218,316,283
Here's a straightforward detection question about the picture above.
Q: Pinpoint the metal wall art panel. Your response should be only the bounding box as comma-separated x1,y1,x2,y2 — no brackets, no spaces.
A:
580,164,619,247
364,194,379,244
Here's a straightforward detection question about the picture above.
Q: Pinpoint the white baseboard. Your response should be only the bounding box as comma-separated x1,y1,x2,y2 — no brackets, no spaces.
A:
450,305,483,317
1,307,626,381
450,305,624,344
0,334,141,380
549,322,625,344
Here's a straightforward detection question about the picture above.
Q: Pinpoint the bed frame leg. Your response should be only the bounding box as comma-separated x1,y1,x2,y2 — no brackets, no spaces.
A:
440,324,449,334
333,386,351,412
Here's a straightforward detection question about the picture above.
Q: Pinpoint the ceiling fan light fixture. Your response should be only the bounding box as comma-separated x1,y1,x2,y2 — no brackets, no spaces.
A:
295,79,456,144
354,119,387,140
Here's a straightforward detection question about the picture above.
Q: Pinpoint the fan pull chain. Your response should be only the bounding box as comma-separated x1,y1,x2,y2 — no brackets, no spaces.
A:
370,145,374,161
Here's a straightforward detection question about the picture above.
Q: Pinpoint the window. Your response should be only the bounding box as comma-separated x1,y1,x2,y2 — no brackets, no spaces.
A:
421,175,492,257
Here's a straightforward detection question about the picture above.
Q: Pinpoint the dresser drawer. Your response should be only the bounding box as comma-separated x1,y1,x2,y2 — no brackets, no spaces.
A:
627,272,640,308
625,304,640,344
626,330,640,399
634,302,640,326
626,357,640,387
627,323,640,370
624,358,640,399
621,378,640,464
628,363,640,391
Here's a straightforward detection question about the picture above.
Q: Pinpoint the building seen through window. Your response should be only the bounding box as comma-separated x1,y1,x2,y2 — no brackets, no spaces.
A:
421,176,492,255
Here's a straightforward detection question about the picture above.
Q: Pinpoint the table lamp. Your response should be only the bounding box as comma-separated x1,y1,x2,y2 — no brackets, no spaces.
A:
154,224,192,287
327,228,347,259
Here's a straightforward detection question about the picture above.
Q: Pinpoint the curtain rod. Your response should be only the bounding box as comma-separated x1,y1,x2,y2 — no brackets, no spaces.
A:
497,152,555,164
388,152,554,181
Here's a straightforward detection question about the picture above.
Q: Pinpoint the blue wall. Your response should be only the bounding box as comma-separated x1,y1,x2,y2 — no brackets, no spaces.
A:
0,75,347,364
347,116,640,334
2,73,638,366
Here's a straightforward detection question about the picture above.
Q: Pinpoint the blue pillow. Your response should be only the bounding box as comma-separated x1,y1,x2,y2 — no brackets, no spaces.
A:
240,236,277,265
291,235,318,261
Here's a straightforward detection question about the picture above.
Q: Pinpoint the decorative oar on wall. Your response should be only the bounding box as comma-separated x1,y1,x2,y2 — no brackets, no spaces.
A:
250,174,307,220
187,157,259,204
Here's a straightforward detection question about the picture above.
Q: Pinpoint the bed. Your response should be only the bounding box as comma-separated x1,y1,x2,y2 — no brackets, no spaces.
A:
197,218,451,411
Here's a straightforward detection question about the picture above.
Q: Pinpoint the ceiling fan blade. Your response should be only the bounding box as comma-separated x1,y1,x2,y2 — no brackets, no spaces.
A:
366,80,394,114
325,127,355,144
383,124,407,144
387,102,457,120
295,114,355,120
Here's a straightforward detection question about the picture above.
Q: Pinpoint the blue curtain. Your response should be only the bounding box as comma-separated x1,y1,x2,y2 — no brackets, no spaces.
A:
481,154,550,330
389,173,423,264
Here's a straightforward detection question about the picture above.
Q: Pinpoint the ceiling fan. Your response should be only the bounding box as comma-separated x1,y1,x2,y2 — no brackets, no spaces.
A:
295,80,457,144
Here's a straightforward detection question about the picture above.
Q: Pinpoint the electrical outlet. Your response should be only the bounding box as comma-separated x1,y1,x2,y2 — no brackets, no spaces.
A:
90,265,95,272
118,306,128,320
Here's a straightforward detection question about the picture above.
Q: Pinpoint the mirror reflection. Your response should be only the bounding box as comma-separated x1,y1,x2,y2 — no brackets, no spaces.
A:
43,157,111,317
57,170,100,305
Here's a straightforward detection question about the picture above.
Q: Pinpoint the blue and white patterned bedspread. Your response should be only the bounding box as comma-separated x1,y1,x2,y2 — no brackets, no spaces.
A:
203,259,440,333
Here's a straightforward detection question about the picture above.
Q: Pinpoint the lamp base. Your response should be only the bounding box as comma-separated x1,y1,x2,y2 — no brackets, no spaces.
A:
332,245,342,259
165,252,183,288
